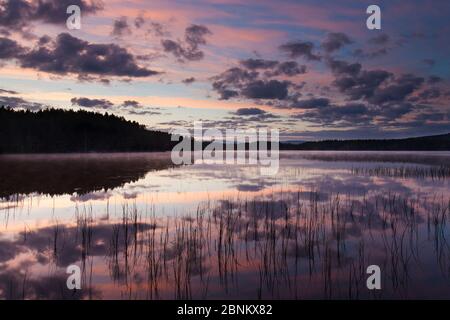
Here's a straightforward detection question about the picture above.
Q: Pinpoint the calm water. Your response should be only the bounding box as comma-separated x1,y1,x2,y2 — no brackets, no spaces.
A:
0,151,449,299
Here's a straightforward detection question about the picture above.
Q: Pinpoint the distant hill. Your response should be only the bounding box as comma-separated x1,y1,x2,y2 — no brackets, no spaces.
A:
281,133,450,151
282,140,305,145
0,107,177,153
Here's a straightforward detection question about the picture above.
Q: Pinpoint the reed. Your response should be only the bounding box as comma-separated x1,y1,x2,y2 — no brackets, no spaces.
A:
6,188,449,300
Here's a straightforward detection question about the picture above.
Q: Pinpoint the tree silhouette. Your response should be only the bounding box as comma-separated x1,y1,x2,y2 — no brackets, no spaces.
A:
0,107,177,153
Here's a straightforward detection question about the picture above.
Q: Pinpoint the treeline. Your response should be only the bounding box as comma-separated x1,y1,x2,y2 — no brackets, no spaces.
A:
0,107,177,153
281,133,450,151
1,107,449,153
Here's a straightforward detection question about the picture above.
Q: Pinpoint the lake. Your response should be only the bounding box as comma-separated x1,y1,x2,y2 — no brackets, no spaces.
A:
0,151,449,299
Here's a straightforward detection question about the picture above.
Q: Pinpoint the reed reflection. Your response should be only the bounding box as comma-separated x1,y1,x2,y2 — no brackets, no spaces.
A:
0,151,449,299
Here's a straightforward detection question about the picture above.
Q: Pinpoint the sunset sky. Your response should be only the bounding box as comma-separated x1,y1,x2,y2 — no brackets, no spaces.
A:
0,0,449,140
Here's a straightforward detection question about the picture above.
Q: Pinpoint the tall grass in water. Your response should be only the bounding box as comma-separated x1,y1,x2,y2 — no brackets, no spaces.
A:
143,191,447,299
351,165,450,180
20,190,450,300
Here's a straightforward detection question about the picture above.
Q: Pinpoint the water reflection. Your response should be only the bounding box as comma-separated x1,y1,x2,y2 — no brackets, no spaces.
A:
0,153,175,198
0,151,449,299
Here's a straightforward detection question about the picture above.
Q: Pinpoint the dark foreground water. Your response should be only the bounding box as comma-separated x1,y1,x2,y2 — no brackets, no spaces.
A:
0,151,449,299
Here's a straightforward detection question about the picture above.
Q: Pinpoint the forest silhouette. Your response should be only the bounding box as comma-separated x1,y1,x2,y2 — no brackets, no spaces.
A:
0,107,176,153
1,107,449,153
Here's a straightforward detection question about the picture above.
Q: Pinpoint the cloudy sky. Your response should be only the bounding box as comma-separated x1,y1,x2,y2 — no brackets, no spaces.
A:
0,0,449,140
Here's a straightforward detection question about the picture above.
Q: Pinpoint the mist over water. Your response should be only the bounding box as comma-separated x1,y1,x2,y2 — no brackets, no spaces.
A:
0,151,449,299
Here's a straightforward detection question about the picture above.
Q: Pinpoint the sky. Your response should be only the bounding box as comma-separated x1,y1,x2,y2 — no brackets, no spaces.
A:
0,0,449,141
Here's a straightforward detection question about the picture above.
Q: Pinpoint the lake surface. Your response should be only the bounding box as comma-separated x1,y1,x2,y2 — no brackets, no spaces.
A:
0,151,449,299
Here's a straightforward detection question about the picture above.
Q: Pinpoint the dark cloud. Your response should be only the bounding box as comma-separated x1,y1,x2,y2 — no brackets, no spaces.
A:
213,77,291,101
212,33,447,134
16,33,160,79
121,100,142,108
161,39,206,61
111,16,131,37
322,32,352,53
161,39,187,59
213,87,239,100
0,96,26,105
327,58,361,77
234,108,267,116
71,97,114,109
0,95,43,110
295,102,370,126
185,109,282,130
285,124,450,140
0,88,18,94
333,69,392,101
368,74,424,105
185,24,210,47
182,77,196,84
218,89,239,100
32,0,102,24
132,16,169,36
265,61,307,77
37,35,51,45
134,15,145,28
212,67,257,100
118,101,163,116
240,58,278,70
76,74,111,85
375,102,414,121
368,33,390,45
427,75,442,84
0,0,32,31
236,184,264,192
411,111,448,122
0,0,103,31
293,99,421,128
417,88,441,100
148,21,169,37
240,58,306,77
0,37,24,58
352,47,388,59
279,40,321,61
289,68,426,127
289,97,330,109
162,24,211,62
241,80,290,100
212,58,303,101
352,34,391,59
210,30,443,138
